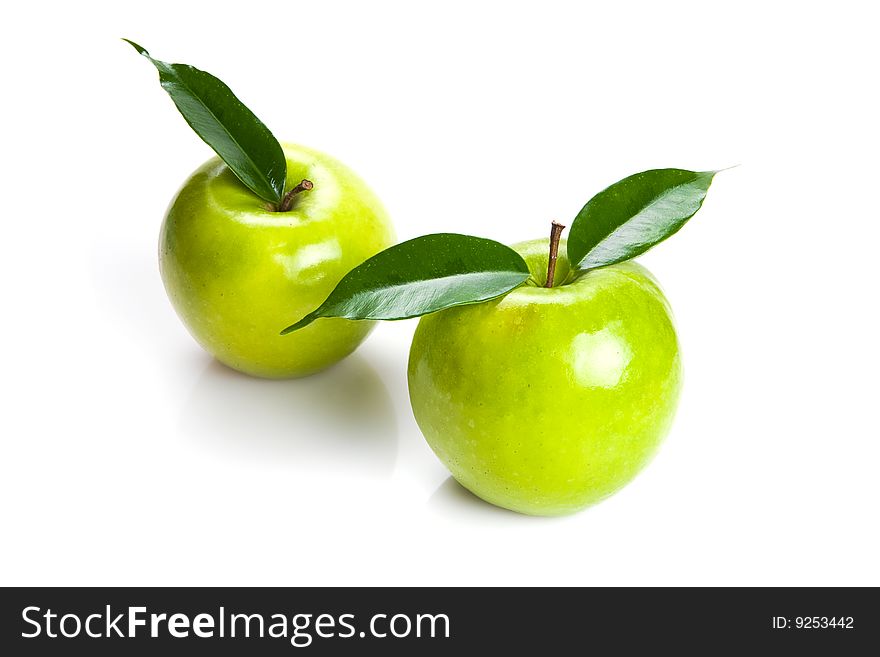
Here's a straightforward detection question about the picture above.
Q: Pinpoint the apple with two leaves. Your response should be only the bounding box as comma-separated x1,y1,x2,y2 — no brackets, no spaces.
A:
285,169,719,515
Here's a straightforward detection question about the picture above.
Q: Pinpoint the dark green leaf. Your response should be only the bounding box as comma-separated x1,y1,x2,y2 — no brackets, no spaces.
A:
124,39,286,204
567,168,717,271
281,234,531,334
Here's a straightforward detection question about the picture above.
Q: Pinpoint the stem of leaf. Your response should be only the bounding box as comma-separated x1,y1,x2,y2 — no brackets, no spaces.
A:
276,179,314,212
545,221,565,288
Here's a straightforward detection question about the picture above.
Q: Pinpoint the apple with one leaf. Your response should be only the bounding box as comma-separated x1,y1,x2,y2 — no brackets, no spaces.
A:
126,41,394,378
284,169,720,515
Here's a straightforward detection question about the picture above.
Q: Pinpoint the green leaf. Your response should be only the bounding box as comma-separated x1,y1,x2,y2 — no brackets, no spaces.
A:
281,234,531,334
124,39,286,204
567,168,717,271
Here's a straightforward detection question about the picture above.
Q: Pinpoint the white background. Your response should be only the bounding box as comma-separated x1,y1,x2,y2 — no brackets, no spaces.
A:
1,1,878,586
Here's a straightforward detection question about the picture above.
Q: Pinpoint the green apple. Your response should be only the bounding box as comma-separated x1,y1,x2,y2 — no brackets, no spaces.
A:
161,143,395,378
408,238,682,516
282,167,715,514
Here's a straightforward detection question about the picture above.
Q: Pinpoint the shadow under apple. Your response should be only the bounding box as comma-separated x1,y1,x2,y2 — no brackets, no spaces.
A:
428,476,561,522
180,353,398,477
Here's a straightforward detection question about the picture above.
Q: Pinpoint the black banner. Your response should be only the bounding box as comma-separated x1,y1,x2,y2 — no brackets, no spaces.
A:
1,587,876,654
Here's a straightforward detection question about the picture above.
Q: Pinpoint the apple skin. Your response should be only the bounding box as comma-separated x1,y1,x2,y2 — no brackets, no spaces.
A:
408,239,682,516
160,143,395,378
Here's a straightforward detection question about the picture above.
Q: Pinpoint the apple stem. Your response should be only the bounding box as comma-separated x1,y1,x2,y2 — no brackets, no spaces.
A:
545,221,565,288
277,179,314,212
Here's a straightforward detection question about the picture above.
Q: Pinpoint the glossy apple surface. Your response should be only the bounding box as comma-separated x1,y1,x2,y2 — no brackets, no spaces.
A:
408,239,682,516
160,143,395,378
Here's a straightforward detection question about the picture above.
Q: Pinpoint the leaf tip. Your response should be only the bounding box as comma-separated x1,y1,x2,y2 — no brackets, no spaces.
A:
280,315,316,335
711,164,740,175
121,38,149,57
